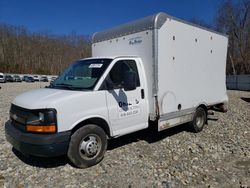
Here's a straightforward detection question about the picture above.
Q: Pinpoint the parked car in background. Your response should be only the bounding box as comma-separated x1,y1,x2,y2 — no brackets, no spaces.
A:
5,75,14,82
25,76,35,82
0,73,5,83
33,75,40,81
22,76,28,81
40,76,48,82
13,75,22,82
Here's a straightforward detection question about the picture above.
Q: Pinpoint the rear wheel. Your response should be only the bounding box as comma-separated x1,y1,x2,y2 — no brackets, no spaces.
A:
189,107,207,133
67,124,107,168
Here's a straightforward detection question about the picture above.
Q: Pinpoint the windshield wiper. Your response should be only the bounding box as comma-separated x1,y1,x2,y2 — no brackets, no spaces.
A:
54,83,75,90
53,83,87,90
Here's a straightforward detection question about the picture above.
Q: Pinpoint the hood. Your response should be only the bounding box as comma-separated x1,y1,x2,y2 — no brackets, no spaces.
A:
12,88,86,109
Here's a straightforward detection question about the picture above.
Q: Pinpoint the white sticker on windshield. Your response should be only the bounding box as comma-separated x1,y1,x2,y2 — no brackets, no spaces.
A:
89,64,103,68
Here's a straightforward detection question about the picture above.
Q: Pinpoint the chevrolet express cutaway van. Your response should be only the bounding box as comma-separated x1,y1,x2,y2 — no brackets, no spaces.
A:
5,12,228,168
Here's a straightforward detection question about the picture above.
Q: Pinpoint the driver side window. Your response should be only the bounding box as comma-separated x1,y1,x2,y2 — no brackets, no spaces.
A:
102,60,140,90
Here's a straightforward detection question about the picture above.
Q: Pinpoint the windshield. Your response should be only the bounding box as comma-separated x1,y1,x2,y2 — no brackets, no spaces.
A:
51,58,112,90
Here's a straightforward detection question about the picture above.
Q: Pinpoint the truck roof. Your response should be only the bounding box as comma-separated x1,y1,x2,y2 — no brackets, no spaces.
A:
92,12,228,43
79,56,139,61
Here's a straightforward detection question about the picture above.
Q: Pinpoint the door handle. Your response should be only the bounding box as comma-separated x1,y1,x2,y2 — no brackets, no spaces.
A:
141,89,145,99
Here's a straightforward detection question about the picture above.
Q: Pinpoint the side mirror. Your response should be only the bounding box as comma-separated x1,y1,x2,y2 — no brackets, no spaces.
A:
123,71,137,91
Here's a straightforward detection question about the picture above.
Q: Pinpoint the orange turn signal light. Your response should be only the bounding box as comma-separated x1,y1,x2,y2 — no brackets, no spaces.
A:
26,125,56,133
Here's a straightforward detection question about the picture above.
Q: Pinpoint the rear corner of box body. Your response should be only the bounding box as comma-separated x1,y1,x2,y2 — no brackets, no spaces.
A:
157,18,228,116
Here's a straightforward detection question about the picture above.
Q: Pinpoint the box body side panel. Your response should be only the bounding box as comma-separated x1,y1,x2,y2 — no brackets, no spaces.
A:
158,19,228,115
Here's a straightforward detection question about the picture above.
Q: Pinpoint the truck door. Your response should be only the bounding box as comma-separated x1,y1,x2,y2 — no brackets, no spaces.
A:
102,59,148,136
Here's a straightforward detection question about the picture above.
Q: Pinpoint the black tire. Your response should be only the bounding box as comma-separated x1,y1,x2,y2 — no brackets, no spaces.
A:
67,124,107,168
189,107,207,133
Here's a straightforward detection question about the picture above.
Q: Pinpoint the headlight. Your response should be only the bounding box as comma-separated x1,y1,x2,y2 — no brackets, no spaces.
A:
39,112,45,122
26,109,57,133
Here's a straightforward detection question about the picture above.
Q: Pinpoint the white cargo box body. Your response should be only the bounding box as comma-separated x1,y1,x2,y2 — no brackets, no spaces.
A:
92,12,228,119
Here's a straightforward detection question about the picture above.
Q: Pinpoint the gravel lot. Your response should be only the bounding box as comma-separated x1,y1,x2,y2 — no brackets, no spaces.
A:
0,82,249,188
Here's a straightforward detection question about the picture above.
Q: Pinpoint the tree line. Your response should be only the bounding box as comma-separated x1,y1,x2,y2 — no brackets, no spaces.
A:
215,0,250,75
0,0,249,75
0,25,91,75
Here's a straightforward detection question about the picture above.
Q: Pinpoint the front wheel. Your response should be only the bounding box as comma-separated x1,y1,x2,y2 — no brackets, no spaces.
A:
189,107,207,133
67,124,107,168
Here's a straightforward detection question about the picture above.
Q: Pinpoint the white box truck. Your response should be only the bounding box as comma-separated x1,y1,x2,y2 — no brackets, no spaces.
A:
5,12,228,168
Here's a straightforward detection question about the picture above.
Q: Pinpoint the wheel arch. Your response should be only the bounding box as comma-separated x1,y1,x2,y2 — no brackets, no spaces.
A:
71,117,112,138
197,104,208,114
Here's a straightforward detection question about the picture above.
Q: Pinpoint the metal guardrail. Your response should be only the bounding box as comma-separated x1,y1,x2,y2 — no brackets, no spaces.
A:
226,75,250,91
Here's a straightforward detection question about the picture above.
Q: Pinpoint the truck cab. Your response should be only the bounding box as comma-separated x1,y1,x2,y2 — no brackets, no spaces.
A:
5,56,149,168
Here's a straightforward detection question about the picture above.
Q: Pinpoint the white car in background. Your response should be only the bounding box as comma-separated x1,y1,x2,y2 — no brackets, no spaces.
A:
33,75,40,81
13,75,22,82
0,73,5,83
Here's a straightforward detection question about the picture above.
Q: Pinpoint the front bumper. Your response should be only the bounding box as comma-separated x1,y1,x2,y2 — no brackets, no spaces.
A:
5,120,71,157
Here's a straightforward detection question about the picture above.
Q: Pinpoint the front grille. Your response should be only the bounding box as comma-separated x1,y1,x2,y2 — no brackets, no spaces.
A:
11,119,26,132
10,104,30,132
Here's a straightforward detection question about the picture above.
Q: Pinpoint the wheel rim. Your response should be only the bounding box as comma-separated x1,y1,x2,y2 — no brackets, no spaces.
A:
196,111,205,128
79,134,102,160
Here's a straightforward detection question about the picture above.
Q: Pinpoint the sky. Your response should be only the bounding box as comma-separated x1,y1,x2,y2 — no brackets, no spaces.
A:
0,0,223,36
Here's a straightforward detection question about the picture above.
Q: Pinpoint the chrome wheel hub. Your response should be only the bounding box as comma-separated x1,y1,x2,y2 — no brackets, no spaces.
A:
85,139,98,155
79,135,101,160
196,113,204,128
